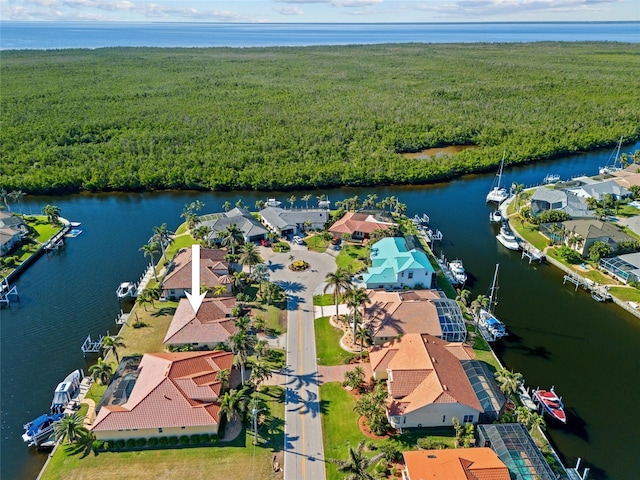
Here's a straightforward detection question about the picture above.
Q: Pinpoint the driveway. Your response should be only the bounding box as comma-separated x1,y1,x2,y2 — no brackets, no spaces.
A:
265,246,337,480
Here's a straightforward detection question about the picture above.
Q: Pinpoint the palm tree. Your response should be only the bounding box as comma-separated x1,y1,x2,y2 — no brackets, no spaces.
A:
250,362,273,390
494,368,523,399
363,193,377,210
151,223,174,261
354,324,372,360
324,268,352,322
328,440,385,480
585,196,599,210
234,314,251,332
239,242,262,275
54,412,87,445
222,224,244,255
470,294,490,317
140,241,160,281
0,189,10,212
213,285,228,297
89,357,114,385
192,225,211,243
102,335,126,363
529,412,546,433
180,206,199,229
222,201,231,212
456,288,471,308
288,195,296,208
316,194,327,207
42,204,61,225
345,287,371,337
255,339,270,359
219,388,249,424
513,183,524,210
302,194,312,209
230,329,256,385
9,190,26,217
217,368,230,394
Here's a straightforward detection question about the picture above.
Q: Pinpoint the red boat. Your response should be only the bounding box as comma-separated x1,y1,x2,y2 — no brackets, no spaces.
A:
533,387,567,424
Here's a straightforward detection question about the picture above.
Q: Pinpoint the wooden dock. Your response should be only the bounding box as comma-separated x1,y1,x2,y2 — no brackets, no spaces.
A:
44,225,70,251
563,273,612,302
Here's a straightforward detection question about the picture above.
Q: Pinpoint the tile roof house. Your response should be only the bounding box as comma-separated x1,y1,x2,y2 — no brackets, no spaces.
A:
362,237,435,289
161,248,232,300
163,297,239,350
364,289,467,344
328,211,394,240
529,187,593,219
543,219,635,256
402,447,511,480
91,350,233,441
0,212,27,257
200,207,269,243
369,333,481,430
611,164,640,189
259,206,329,237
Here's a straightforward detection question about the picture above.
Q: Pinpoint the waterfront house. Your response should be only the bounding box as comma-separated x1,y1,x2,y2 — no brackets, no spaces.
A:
570,179,631,201
541,219,635,256
362,237,435,289
91,350,233,441
0,212,27,257
529,187,593,219
477,423,558,480
328,211,395,241
199,207,269,244
611,164,640,190
161,248,232,300
364,289,467,344
599,252,640,284
369,333,482,430
259,206,329,238
163,297,239,350
402,448,510,480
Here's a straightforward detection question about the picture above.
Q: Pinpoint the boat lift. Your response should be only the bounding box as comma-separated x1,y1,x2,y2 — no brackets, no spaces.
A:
521,244,544,263
0,278,19,306
44,226,70,252
81,334,105,358
562,274,612,302
115,310,131,325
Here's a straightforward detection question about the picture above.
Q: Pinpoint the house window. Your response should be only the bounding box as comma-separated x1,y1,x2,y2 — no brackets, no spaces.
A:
158,428,163,433
463,415,474,423
442,415,446,423
408,272,413,279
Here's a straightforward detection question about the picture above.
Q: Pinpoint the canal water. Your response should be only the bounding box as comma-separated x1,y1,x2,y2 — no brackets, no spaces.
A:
1,142,639,480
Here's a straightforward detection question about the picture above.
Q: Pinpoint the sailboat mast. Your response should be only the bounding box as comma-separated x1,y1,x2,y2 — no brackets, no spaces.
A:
488,264,499,313
615,136,623,166
496,151,506,189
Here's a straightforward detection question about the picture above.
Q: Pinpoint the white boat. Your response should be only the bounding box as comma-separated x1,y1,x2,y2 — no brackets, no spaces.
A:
599,136,624,175
448,259,467,285
318,199,331,209
486,151,509,204
116,281,137,299
543,174,561,184
265,198,281,207
490,209,502,223
22,413,64,447
496,224,520,251
475,264,508,342
51,369,84,413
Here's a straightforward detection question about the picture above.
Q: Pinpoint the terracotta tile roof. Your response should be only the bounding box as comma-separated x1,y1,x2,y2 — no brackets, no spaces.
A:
369,333,481,415
91,351,232,432
163,297,239,346
403,448,510,480
162,248,230,291
329,212,394,236
365,289,443,339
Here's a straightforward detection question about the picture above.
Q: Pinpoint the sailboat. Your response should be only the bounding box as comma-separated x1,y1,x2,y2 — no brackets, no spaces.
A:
486,151,509,204
599,136,624,175
476,264,508,342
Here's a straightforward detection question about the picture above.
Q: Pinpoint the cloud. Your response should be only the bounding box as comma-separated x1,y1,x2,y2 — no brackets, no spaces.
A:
276,0,384,6
63,0,135,11
409,0,621,16
24,0,59,7
274,5,304,14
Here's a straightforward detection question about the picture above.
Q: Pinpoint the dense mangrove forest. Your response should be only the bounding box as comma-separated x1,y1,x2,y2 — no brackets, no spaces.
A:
1,42,639,194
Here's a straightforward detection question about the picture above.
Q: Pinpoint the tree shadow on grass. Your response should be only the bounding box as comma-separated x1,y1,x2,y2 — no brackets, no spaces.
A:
151,307,176,317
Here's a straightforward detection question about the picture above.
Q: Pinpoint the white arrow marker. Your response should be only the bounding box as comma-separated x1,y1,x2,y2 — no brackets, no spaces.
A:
185,244,206,314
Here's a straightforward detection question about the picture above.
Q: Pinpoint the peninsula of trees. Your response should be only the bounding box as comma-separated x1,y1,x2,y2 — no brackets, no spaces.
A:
1,42,639,194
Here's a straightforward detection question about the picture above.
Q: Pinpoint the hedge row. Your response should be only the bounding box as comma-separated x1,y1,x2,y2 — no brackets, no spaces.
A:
93,433,217,451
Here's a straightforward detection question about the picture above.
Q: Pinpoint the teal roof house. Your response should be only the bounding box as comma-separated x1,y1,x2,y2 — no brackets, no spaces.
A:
362,237,435,290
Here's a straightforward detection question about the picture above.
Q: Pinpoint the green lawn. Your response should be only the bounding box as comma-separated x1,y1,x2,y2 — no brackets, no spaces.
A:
313,293,334,306
25,215,60,242
609,286,640,303
511,219,549,251
163,233,195,262
305,234,330,253
41,386,285,480
114,302,177,359
249,302,287,335
315,316,354,366
320,382,456,480
335,244,368,273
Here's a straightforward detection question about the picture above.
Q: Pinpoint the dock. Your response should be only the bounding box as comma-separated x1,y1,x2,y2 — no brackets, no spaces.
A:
521,244,544,263
44,225,70,251
115,310,131,325
81,334,105,357
563,273,612,302
0,278,19,306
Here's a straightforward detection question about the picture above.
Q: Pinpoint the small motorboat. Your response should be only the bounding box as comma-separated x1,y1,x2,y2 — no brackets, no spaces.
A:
533,387,567,424
543,174,561,184
22,413,64,447
265,198,281,207
116,282,137,299
490,210,502,223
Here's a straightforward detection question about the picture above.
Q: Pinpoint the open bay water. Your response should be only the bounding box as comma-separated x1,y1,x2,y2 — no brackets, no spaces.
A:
1,21,639,50
1,141,639,479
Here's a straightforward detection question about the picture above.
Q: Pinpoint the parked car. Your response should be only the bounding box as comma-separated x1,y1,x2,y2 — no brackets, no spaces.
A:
293,236,303,245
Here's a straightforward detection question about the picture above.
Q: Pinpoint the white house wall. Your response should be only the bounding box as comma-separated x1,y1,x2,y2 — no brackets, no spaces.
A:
94,424,218,441
389,402,480,429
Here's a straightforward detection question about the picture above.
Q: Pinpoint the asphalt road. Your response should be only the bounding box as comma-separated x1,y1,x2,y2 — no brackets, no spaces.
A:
266,245,338,480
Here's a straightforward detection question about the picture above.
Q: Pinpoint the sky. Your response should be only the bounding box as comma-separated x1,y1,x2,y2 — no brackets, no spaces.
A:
1,0,638,23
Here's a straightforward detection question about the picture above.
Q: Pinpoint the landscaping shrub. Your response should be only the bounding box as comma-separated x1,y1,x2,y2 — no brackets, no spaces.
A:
190,434,201,444
159,437,169,446
168,436,178,446
148,437,158,447
136,438,146,447
115,439,125,449
126,439,136,449
199,433,210,443
179,435,189,445
92,440,104,451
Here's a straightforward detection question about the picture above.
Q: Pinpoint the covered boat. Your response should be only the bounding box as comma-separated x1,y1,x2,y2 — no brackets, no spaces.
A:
51,369,84,414
22,413,64,447
533,387,567,424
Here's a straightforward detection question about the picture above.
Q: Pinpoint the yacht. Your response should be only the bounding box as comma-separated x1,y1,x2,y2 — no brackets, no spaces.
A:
486,151,508,204
51,369,84,413
496,223,520,251
448,260,468,285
